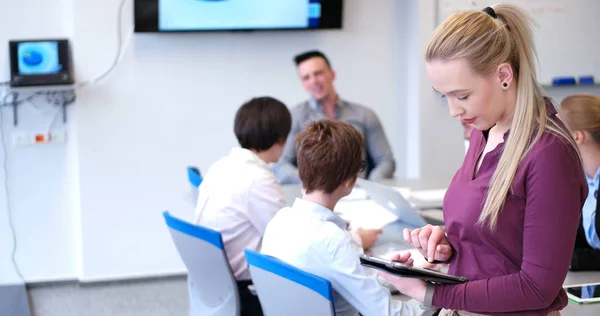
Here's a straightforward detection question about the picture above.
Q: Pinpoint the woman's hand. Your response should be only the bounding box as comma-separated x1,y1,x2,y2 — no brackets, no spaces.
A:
404,225,453,263
376,252,427,302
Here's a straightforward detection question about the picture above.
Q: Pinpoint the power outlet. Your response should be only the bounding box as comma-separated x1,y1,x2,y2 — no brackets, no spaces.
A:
12,132,30,146
12,130,67,147
49,130,67,143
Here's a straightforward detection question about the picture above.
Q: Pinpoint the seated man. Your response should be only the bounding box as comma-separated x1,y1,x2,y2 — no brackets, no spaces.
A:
262,119,426,316
195,97,291,315
273,50,395,184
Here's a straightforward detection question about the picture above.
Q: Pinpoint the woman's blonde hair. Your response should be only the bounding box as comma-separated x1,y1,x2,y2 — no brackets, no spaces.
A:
559,94,600,146
426,4,577,230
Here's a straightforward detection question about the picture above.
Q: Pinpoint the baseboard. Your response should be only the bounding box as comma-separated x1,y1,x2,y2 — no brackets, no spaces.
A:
2,269,188,288
0,275,77,287
77,269,187,284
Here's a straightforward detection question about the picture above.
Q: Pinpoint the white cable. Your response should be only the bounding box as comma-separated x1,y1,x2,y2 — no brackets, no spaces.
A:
23,94,62,133
0,0,129,287
0,100,25,282
44,107,62,134
76,0,131,90
0,0,130,283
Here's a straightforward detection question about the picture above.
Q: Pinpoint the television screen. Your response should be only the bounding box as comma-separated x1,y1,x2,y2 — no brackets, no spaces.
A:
134,0,343,32
9,39,73,87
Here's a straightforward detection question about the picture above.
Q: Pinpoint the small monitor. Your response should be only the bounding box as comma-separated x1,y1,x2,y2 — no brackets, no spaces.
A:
9,39,74,87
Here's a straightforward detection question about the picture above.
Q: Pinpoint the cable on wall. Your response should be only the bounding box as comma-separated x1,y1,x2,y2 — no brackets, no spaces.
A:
0,0,131,283
76,0,131,90
0,87,25,281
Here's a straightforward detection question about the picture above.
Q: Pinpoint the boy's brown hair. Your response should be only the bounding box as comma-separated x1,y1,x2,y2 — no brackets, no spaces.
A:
295,119,364,194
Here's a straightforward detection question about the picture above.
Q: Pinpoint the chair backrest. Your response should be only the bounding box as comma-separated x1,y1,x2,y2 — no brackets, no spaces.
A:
244,249,335,316
187,166,203,203
163,211,239,316
187,166,203,187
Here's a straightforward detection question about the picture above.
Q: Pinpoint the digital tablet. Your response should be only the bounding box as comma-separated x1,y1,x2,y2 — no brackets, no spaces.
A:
564,283,600,304
359,254,468,285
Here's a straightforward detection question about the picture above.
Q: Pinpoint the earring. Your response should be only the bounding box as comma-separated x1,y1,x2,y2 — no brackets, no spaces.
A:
503,82,508,88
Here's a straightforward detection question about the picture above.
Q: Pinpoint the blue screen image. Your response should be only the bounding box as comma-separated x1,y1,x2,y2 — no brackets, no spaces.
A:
159,0,321,31
17,42,62,75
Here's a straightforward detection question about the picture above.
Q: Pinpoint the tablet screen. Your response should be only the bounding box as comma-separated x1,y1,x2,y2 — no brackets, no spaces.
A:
565,284,600,303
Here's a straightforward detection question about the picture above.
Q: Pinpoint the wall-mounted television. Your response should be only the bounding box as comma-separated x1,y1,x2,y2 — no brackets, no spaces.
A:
9,39,74,87
134,0,343,32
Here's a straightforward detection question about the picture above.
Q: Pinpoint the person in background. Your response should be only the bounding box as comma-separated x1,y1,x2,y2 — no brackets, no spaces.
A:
273,50,395,184
559,94,600,271
194,97,291,316
262,119,427,316
379,4,587,315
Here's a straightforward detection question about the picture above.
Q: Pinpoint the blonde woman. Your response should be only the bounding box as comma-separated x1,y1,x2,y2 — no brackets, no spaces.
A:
559,94,600,271
380,4,587,315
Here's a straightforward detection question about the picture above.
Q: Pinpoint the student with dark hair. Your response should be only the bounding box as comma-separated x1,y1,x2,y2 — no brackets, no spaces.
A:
274,50,396,185
262,119,425,316
194,96,292,316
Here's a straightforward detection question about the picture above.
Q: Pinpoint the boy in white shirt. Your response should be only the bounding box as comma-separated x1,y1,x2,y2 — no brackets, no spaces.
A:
261,119,427,316
194,97,292,315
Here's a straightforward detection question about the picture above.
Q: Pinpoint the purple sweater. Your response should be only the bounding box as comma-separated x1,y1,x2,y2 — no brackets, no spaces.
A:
433,104,588,315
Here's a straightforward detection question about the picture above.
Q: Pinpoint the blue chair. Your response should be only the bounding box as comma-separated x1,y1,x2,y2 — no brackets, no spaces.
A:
163,211,240,316
186,166,203,205
244,249,336,316
187,166,202,187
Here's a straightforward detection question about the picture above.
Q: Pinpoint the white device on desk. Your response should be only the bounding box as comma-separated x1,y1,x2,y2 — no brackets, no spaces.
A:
564,283,600,304
355,179,428,229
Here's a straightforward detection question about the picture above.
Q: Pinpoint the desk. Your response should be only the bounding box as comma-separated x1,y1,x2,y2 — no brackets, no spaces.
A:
562,272,600,315
283,180,600,315
282,178,447,210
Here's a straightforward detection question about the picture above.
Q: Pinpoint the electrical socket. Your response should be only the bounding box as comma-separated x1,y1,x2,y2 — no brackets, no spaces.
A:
12,132,30,146
12,130,67,147
49,130,67,143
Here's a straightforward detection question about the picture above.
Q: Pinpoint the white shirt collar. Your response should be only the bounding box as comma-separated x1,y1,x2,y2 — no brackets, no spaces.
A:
291,198,348,230
230,147,268,167
586,166,600,186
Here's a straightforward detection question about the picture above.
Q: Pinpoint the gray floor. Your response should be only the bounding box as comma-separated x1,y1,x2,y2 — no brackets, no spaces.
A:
27,276,189,316
25,275,409,316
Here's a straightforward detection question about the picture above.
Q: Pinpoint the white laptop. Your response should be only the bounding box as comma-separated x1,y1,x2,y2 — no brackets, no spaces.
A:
355,179,428,229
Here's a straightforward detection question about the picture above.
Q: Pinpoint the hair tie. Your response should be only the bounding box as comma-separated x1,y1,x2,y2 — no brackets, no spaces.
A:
483,7,498,19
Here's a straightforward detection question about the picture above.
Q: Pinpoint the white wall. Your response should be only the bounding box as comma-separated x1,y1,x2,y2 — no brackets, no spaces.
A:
2,0,599,284
72,0,414,281
403,0,466,186
0,0,78,284
405,0,600,185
